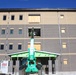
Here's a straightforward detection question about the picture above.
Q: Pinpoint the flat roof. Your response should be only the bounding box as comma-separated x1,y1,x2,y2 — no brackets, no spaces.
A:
0,8,76,12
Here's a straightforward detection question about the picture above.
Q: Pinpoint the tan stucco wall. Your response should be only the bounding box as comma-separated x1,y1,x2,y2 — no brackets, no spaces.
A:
0,11,76,25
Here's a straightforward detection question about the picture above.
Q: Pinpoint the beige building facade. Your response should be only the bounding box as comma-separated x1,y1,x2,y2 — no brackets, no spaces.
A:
0,8,76,75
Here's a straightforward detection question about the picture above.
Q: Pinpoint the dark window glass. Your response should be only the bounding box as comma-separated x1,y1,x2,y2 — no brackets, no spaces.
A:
9,44,13,50
1,29,5,34
19,29,22,34
18,44,22,50
0,44,4,50
10,29,14,34
19,15,23,20
11,15,14,20
3,15,6,20
28,28,41,37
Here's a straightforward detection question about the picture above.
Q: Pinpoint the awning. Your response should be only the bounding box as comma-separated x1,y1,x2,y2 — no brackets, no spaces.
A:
8,51,60,58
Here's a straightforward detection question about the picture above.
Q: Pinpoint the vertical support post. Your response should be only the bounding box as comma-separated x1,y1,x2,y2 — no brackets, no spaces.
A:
38,67,42,75
8,58,13,75
16,58,19,75
48,58,52,75
55,58,59,75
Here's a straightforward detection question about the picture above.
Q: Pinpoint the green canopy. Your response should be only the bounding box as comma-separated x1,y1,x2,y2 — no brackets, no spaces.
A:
8,51,60,58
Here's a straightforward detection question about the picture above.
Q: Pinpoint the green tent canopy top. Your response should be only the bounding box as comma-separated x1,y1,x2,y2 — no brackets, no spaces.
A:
8,51,60,58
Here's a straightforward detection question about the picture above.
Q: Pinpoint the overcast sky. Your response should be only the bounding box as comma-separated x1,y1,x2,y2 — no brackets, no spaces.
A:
0,0,76,8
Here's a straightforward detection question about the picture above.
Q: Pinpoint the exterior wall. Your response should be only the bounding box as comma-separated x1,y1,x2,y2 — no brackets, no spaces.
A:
0,25,76,72
0,12,9,25
0,9,76,74
0,11,76,25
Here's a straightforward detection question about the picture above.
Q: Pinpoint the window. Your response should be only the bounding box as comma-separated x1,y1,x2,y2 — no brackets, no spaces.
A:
19,15,23,20
61,28,65,33
62,42,67,48
3,15,6,20
28,14,40,23
1,29,5,34
0,44,4,50
10,29,14,34
63,59,68,65
18,44,22,50
28,43,41,50
9,44,13,50
19,29,22,34
28,28,41,37
60,14,64,19
11,15,15,20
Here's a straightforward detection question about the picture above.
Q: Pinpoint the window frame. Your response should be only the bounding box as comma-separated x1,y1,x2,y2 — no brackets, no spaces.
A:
62,42,67,49
9,44,13,50
19,29,22,34
0,44,4,50
28,42,41,51
11,15,15,20
1,29,5,35
60,14,64,19
28,14,40,23
63,59,68,65
10,29,14,34
3,15,7,20
19,15,23,20
18,44,22,50
28,27,41,37
61,28,66,33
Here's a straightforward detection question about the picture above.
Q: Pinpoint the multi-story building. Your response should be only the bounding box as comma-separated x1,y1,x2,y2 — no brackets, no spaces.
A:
0,8,76,75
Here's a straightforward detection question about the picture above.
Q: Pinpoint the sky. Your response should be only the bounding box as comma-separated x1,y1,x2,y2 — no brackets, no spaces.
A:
0,0,76,8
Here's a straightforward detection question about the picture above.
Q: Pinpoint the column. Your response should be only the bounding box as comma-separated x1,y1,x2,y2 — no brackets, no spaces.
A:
48,59,52,75
8,59,13,75
55,58,59,75
16,59,19,75
38,68,42,75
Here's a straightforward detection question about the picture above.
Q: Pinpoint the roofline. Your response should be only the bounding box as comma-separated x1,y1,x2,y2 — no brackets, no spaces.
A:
0,8,76,12
8,50,60,56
